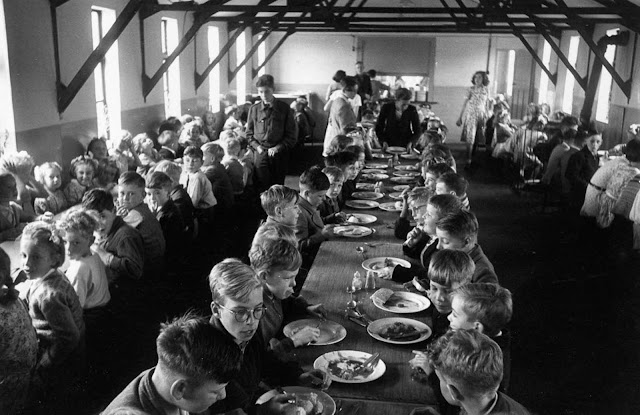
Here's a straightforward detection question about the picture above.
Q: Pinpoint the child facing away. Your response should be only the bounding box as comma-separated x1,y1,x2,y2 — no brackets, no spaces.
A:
117,172,166,278
201,142,234,215
324,150,358,208
152,160,195,241
319,166,346,224
0,151,47,217
206,259,326,414
422,330,529,415
260,184,300,232
435,172,470,210
57,210,110,310
34,162,68,215
250,238,326,355
222,137,247,195
0,172,34,242
16,222,85,398
295,166,335,267
102,313,243,415
65,155,98,206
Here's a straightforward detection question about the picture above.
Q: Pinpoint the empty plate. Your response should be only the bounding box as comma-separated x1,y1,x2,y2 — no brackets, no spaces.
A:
344,213,377,224
372,291,431,314
334,225,374,238
362,257,411,272
346,200,380,209
378,202,403,211
394,165,419,171
352,191,384,200
283,319,347,346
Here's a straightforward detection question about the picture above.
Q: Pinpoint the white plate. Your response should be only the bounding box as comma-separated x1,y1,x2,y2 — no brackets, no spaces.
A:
362,257,411,272
256,387,336,415
365,163,388,169
362,169,387,174
362,173,389,180
388,192,403,199
356,182,375,190
386,146,407,154
393,171,421,177
372,291,431,314
393,185,411,191
372,153,392,159
400,153,421,160
314,351,386,384
394,165,419,171
345,213,377,225
390,176,416,184
346,200,380,209
283,319,346,346
378,202,403,211
367,317,432,345
334,225,374,238
351,191,384,200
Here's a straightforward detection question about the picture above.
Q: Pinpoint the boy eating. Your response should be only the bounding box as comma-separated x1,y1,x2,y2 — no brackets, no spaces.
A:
395,190,431,240
319,166,346,224
102,313,242,415
435,172,470,210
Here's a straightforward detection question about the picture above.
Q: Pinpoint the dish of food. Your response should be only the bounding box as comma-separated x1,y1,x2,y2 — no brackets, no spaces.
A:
256,387,336,415
365,163,388,169
392,185,411,191
394,165,419,171
400,153,421,160
385,146,407,154
361,257,411,272
351,191,384,200
390,176,416,184
393,171,421,177
345,213,377,224
367,317,431,345
388,192,404,199
362,169,387,175
314,351,386,383
372,153,393,159
371,290,431,314
345,200,380,209
378,201,403,212
333,225,373,238
356,182,375,190
361,173,389,180
283,319,346,346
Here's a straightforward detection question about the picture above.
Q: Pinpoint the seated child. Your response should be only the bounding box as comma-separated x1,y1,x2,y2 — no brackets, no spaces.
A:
422,162,455,193
145,171,187,268
201,142,234,214
64,155,98,206
206,259,325,414
345,144,366,176
449,283,513,392
238,135,256,193
395,189,431,240
221,137,246,195
58,210,110,310
422,143,457,173
153,160,195,240
157,129,183,161
251,221,298,249
425,330,530,414
325,150,358,208
0,151,47,217
87,137,108,161
295,166,334,268
81,189,144,287
325,134,355,157
180,146,217,210
117,172,166,278
436,172,470,210
0,173,33,242
34,162,68,215
319,166,346,224
93,157,120,198
260,184,300,232
17,222,85,398
102,313,242,415
132,133,160,177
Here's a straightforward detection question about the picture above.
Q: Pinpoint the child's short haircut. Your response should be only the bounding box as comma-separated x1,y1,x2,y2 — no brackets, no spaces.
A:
322,166,344,183
96,158,120,182
249,238,302,275
256,74,275,89
183,146,203,160
327,135,354,155
299,166,330,192
118,171,146,189
436,210,479,242
453,283,513,337
425,162,454,177
153,160,182,185
219,129,238,142
146,171,173,191
437,173,468,197
260,185,298,217
429,329,503,397
325,151,357,170
58,210,98,240
132,133,151,154
224,138,241,156
82,188,115,212
345,144,363,159
157,130,176,146
201,142,225,161
209,258,262,305
156,312,241,384
428,249,475,287
408,192,430,208
69,155,98,180
88,138,106,154
22,221,65,268
251,222,297,248
35,162,63,183
429,194,462,216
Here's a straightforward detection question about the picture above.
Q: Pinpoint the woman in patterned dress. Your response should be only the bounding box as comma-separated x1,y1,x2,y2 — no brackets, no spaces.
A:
456,71,490,168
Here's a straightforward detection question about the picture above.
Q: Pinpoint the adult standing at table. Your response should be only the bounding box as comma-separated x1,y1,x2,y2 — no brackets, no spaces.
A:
323,77,358,156
456,70,490,169
246,74,297,191
375,87,421,151
354,62,372,114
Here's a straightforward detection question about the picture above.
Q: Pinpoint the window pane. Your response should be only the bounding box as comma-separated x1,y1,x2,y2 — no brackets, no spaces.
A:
595,29,619,123
562,36,580,115
208,26,220,112
236,30,246,104
538,41,551,105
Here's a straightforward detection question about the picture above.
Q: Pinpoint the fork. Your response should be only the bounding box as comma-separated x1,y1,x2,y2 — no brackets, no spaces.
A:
365,242,392,247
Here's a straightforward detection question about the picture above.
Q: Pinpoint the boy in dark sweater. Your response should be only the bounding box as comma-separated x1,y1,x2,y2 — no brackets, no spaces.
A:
318,166,346,224
153,160,195,241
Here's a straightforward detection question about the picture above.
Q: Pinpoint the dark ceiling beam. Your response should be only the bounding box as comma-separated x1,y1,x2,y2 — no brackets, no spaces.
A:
194,23,249,90
210,15,590,24
270,26,542,34
508,21,557,86
228,24,277,82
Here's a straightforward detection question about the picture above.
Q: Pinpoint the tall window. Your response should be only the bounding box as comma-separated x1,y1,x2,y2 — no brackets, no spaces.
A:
257,37,266,77
161,18,181,118
91,7,121,139
236,29,247,103
595,28,620,123
207,26,221,112
562,36,580,114
538,41,552,105
505,50,516,97
0,0,15,155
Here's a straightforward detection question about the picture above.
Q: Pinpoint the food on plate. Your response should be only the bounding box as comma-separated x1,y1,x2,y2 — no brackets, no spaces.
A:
283,392,324,415
369,258,394,270
327,357,373,380
337,226,367,236
394,201,403,210
380,322,419,340
371,288,395,303
347,215,360,224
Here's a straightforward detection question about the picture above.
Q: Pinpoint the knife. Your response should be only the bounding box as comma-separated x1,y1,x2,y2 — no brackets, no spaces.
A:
348,315,367,327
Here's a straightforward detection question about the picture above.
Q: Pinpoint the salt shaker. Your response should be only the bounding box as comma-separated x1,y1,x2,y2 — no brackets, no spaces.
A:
387,157,393,168
365,270,376,290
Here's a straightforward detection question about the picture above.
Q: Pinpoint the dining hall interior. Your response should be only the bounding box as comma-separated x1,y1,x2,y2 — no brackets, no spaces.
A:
1,1,640,415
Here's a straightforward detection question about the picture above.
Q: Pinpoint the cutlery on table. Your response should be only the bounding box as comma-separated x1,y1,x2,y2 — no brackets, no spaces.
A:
355,352,380,375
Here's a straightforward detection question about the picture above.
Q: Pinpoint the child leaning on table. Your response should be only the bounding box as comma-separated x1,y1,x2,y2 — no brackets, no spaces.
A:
34,161,68,215
250,237,326,355
101,313,242,415
319,166,347,224
0,172,33,242
394,189,431,240
325,150,358,208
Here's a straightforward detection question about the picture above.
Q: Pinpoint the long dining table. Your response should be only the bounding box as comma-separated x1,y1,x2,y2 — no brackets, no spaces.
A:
289,151,436,414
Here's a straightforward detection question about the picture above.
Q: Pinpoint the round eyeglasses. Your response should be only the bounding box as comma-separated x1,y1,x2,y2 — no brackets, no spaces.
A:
217,303,267,323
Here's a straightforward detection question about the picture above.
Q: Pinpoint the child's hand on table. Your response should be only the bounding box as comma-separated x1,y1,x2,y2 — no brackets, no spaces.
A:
409,350,432,375
335,212,348,222
290,326,321,347
306,303,327,319
298,369,328,388
257,394,294,415
321,224,335,238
